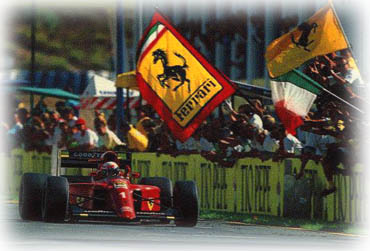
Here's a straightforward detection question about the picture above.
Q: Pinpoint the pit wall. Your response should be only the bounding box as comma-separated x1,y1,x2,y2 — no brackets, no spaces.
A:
3,149,365,223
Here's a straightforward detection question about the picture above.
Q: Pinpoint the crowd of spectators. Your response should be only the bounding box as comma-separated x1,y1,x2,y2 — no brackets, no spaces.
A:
2,49,367,196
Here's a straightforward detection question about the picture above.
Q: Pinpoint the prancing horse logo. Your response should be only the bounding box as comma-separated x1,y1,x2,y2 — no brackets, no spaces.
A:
152,49,191,93
291,22,318,52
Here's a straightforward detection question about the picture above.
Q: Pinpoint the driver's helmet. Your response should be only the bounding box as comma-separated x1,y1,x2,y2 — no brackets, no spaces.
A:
100,151,118,164
100,161,120,177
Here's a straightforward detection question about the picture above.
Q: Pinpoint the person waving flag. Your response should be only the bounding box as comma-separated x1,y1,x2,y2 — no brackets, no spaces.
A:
265,1,364,135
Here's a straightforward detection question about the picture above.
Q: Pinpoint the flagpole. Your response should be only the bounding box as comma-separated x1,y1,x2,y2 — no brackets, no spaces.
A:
327,1,365,112
292,69,364,114
329,0,358,62
116,0,125,139
320,86,364,114
237,68,364,114
231,78,363,114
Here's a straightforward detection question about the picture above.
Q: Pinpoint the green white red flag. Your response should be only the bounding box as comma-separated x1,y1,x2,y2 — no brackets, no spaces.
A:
270,69,322,135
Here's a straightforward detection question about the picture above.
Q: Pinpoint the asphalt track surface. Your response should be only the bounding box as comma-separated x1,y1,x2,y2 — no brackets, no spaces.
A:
2,204,365,251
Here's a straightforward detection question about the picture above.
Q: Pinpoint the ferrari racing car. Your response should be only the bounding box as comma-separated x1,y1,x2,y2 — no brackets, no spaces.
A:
19,150,199,227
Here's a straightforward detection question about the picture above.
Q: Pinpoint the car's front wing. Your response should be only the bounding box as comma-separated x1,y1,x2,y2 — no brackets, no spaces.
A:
70,206,179,222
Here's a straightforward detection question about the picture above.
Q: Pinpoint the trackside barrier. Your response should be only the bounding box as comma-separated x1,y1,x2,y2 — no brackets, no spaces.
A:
5,148,364,223
6,149,51,197
131,154,283,215
131,153,365,223
282,158,365,222
235,158,284,216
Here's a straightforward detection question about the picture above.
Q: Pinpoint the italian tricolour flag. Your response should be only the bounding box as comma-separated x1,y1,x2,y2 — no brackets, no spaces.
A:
270,69,322,135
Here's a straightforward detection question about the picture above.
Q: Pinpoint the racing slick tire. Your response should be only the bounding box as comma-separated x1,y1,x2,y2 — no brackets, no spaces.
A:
42,176,69,222
19,173,50,220
173,181,199,227
139,177,173,210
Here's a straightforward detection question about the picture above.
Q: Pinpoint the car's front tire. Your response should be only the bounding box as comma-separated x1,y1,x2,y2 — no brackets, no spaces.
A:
173,181,199,227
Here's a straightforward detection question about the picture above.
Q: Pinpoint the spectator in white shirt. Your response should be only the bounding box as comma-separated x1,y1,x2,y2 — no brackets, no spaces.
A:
283,133,303,155
8,113,23,149
73,118,98,150
8,113,23,135
251,128,280,161
174,125,215,156
271,126,305,162
95,119,124,150
46,119,69,175
238,103,264,130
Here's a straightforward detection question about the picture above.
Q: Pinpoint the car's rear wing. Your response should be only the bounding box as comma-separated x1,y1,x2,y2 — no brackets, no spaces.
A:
57,150,131,176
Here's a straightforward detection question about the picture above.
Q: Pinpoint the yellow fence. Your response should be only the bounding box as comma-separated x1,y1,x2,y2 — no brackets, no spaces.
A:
4,149,365,223
130,153,365,223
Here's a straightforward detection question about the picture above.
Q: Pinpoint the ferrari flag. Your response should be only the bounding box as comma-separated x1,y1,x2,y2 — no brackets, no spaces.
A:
265,4,348,78
136,12,235,142
271,69,322,135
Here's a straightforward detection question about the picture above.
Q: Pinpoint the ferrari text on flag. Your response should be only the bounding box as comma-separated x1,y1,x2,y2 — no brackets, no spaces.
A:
271,70,322,135
265,4,348,78
136,12,235,142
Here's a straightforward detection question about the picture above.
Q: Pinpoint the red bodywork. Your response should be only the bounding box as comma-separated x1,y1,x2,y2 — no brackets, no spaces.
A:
69,176,161,220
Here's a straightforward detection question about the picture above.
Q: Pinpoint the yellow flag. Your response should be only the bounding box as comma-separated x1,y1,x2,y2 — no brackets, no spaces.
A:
265,4,348,78
136,12,235,142
138,31,225,127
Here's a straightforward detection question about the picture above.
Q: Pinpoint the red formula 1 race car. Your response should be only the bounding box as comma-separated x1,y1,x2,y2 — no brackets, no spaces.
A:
19,150,199,227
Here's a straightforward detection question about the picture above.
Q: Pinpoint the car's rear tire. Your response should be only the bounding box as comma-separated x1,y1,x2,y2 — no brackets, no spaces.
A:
139,177,173,210
173,181,199,227
19,173,49,220
42,176,69,222
61,175,93,183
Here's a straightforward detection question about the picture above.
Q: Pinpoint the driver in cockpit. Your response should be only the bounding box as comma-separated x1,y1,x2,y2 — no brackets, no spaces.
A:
95,151,130,179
